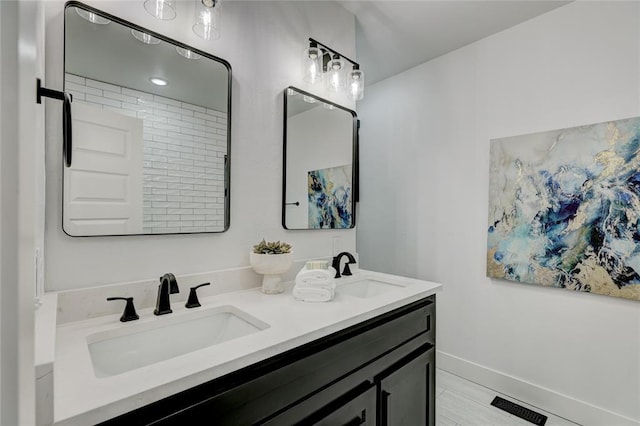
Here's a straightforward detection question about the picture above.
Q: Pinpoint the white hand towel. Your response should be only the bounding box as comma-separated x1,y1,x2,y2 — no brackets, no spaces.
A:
292,286,334,302
295,267,336,287
293,265,336,302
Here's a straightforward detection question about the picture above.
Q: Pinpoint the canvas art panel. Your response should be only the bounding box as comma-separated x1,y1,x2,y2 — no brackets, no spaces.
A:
308,164,352,229
487,116,640,301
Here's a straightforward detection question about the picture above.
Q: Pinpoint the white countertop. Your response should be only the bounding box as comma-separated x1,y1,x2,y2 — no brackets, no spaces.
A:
53,270,441,425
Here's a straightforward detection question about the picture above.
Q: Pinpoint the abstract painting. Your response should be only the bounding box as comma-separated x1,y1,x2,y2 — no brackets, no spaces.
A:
308,164,352,229
487,117,640,301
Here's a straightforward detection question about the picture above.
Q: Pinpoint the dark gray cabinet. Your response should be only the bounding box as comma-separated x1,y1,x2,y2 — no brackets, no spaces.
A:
100,295,436,426
377,343,435,426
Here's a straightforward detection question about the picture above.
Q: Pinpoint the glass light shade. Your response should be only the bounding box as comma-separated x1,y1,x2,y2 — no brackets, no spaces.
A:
144,0,176,20
349,68,365,101
176,47,202,60
76,9,111,24
302,46,323,84
131,29,160,45
325,56,345,93
193,0,220,40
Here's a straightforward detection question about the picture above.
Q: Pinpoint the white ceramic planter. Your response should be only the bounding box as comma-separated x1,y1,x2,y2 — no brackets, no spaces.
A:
249,252,294,294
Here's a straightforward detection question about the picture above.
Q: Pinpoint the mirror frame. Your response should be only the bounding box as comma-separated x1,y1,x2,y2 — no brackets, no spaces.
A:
282,86,359,230
63,1,232,237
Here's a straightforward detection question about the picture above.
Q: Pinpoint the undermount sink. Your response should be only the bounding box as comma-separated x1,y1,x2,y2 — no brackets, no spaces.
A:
87,305,269,378
337,277,407,299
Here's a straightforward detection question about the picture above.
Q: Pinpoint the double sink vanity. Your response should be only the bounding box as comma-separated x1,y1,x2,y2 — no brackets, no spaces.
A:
42,268,441,425
41,3,443,425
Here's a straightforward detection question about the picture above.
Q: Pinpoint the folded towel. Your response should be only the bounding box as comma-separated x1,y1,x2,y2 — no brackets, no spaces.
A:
292,286,334,302
295,267,335,285
293,265,336,302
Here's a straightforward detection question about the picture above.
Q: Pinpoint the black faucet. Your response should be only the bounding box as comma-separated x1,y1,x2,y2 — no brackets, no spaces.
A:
332,252,356,278
154,273,179,315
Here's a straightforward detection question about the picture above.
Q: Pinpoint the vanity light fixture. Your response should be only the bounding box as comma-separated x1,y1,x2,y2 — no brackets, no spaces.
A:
349,65,364,101
131,29,161,45
150,77,168,86
303,38,365,101
325,54,345,93
76,8,111,24
193,0,220,40
302,41,323,84
144,0,176,20
176,46,202,60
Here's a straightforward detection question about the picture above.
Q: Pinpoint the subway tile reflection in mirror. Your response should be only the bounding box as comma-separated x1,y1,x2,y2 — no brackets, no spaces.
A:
63,2,231,236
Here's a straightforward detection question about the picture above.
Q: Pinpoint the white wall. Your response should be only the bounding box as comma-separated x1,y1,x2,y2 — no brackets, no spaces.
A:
358,2,640,425
1,1,43,424
44,1,356,290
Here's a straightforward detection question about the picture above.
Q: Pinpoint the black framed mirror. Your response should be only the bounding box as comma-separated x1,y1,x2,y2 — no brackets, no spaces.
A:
63,1,231,236
283,87,358,230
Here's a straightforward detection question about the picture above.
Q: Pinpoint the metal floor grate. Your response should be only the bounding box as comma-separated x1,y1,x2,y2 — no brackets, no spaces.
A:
490,396,548,425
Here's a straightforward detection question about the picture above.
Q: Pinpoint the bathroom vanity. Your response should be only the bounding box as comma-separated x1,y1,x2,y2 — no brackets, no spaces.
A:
101,295,435,425
48,270,441,425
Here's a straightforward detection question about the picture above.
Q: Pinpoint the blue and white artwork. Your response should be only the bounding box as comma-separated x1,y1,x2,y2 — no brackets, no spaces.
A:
487,117,640,301
308,164,352,229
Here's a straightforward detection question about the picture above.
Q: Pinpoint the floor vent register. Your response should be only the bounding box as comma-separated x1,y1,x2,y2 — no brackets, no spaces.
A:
490,396,548,425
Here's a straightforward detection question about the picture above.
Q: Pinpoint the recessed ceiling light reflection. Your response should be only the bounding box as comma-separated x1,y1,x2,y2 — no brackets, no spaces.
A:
302,95,317,104
176,47,202,60
131,29,160,45
150,77,168,86
76,8,111,24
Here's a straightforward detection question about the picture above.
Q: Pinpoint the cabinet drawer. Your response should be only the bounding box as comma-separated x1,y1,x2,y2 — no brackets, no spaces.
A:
265,381,376,426
424,298,435,344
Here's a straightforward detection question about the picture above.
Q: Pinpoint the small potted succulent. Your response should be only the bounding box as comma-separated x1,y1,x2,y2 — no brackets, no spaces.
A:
250,239,293,294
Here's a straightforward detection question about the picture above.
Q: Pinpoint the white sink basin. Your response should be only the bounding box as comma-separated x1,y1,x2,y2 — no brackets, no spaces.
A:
337,278,407,298
87,305,269,378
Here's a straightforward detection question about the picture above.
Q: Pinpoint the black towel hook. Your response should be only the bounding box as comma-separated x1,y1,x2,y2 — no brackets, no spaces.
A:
36,78,73,167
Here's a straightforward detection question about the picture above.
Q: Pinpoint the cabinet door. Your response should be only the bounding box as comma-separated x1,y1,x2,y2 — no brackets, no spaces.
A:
376,343,435,426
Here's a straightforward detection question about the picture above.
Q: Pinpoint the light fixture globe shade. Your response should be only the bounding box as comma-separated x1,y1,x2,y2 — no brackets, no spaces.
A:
302,46,323,84
144,0,176,20
131,29,161,45
76,8,111,24
176,46,202,59
325,55,345,93
349,68,364,101
193,0,220,40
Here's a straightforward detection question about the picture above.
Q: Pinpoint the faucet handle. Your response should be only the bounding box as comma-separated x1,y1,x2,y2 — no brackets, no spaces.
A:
342,262,353,276
185,282,211,309
107,297,139,322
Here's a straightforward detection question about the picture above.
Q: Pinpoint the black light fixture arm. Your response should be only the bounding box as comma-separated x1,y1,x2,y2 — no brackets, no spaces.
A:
309,37,359,69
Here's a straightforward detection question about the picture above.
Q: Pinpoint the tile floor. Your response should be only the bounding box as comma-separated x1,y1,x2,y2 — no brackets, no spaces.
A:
436,369,581,426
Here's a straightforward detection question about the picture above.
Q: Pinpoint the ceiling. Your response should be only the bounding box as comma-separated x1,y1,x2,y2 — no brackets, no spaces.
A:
337,1,572,85
66,5,229,112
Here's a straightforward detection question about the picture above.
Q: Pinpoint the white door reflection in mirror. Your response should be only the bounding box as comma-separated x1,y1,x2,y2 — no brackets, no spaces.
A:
64,103,143,236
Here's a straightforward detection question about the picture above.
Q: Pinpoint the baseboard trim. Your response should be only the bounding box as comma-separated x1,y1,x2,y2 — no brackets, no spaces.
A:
437,350,639,426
